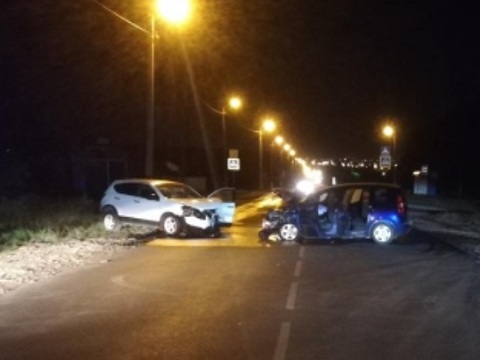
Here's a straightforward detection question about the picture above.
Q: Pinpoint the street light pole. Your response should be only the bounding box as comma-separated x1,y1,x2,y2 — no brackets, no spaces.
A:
382,123,396,184
92,0,192,177
258,118,276,190
392,132,397,184
221,105,227,186
146,15,155,177
259,129,263,190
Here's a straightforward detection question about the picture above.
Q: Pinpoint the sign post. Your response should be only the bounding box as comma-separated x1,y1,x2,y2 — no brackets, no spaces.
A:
227,149,240,188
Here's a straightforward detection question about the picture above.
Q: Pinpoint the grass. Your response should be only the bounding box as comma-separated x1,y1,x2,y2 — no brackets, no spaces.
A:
0,195,120,251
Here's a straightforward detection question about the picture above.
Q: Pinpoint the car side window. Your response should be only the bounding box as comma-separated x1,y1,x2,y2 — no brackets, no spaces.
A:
372,187,394,209
137,184,159,201
114,183,137,196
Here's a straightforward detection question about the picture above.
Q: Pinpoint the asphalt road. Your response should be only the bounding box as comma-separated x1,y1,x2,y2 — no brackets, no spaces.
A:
1,203,480,360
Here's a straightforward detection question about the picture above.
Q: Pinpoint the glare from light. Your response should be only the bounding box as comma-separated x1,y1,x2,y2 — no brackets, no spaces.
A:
283,143,291,152
303,167,323,185
289,149,296,157
296,179,315,195
262,118,276,133
228,96,242,110
382,124,395,138
274,135,284,146
156,0,192,25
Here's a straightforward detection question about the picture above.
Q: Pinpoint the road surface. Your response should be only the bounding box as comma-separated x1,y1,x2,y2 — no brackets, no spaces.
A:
0,196,479,360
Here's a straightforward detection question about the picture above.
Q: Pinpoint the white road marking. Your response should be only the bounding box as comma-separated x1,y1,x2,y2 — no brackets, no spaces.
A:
286,282,298,310
111,275,177,296
299,246,306,258
273,322,291,360
294,260,302,277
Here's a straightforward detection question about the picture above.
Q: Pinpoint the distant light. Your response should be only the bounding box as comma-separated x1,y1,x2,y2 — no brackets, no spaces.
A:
274,135,284,146
296,179,315,195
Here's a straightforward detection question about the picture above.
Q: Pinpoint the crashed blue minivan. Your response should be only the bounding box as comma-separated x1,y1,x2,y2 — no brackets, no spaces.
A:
259,182,412,244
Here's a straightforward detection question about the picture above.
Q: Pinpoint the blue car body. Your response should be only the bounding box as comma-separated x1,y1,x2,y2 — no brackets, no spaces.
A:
259,183,412,244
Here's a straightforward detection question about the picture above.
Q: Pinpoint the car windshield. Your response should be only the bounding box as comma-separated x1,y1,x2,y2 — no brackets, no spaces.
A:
155,183,202,199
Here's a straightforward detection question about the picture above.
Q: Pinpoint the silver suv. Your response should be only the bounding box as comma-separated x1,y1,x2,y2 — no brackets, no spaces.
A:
100,179,235,237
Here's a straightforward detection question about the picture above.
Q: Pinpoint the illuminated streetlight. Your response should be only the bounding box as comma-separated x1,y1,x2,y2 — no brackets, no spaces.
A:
259,118,276,189
382,124,395,138
274,135,284,146
92,0,192,176
145,0,193,176
156,0,192,25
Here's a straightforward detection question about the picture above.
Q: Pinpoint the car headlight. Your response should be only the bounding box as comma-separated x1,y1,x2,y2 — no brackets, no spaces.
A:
182,205,206,219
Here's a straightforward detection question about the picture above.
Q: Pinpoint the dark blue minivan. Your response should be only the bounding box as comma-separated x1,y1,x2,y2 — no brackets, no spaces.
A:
259,182,412,244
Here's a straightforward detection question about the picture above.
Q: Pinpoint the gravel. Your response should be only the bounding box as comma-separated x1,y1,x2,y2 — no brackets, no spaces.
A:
0,238,131,296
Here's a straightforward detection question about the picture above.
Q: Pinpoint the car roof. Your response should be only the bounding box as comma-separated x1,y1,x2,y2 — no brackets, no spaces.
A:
111,179,187,186
317,182,403,192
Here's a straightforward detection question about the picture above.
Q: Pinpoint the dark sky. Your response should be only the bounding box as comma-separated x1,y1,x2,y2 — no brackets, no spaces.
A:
1,0,480,188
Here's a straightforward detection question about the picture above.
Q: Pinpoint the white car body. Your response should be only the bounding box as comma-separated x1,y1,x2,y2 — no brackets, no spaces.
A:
100,179,236,235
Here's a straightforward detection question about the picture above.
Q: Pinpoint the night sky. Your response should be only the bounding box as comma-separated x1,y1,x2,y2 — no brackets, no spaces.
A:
1,0,480,195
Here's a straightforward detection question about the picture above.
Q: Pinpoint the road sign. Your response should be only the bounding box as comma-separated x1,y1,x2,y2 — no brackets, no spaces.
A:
379,154,391,170
227,158,240,171
380,146,391,156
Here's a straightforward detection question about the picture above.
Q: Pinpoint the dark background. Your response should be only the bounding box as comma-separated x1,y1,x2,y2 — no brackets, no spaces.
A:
1,0,479,197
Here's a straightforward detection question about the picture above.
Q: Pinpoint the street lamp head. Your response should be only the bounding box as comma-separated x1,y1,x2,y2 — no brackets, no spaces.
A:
382,124,395,138
262,118,276,133
283,143,291,152
274,135,284,146
156,0,192,25
289,149,296,157
228,96,242,110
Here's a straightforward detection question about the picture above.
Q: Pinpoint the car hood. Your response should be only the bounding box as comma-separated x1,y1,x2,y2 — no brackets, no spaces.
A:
171,198,227,210
271,189,304,206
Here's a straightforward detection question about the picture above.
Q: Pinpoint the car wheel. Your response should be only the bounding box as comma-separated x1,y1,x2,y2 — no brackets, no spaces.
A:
279,223,300,242
371,223,394,244
102,207,121,232
162,214,182,236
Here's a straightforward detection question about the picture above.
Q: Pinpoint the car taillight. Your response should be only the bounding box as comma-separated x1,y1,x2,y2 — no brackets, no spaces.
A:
396,195,406,217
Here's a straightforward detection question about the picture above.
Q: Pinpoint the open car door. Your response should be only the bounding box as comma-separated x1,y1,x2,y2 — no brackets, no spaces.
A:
208,188,236,225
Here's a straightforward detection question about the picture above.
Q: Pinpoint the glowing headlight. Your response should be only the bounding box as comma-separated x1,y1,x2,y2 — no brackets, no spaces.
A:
296,179,315,195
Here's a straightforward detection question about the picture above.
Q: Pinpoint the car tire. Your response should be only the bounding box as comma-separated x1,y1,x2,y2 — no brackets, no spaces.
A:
102,207,121,232
371,223,394,244
161,214,183,237
279,223,300,242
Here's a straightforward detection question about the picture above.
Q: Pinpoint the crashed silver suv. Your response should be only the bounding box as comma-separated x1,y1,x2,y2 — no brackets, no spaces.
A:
100,179,235,237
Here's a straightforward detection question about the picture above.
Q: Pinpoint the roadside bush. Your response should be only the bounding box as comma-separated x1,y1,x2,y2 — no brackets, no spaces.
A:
0,195,109,250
